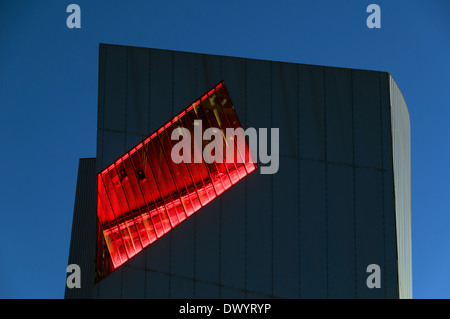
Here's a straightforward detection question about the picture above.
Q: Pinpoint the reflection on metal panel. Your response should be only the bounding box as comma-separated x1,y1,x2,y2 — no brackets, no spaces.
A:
96,82,257,279
389,75,412,299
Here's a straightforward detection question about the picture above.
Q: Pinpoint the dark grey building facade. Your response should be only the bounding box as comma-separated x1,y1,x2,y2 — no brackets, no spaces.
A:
65,43,411,299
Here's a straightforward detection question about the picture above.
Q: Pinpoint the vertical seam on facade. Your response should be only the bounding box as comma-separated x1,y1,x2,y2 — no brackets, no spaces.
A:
389,78,400,298
392,78,400,297
144,49,151,299
379,73,387,297
244,59,248,298
169,51,175,299
218,194,222,298
120,268,123,298
125,47,129,153
351,70,358,298
193,54,198,297
82,172,86,296
148,50,151,133
297,65,301,298
87,164,94,297
168,234,172,298
122,47,129,299
171,51,174,117
270,62,274,297
101,46,107,172
72,159,79,298
88,164,94,298
323,67,329,298
91,164,97,298
218,56,223,298
68,161,79,298
91,163,97,298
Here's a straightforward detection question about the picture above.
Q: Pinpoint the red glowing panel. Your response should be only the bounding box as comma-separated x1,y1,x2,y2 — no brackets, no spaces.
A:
96,81,257,274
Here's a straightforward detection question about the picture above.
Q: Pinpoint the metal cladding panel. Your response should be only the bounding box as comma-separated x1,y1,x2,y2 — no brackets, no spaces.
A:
170,51,196,285
381,73,399,299
383,170,399,299
122,254,146,299
65,158,96,299
126,47,150,138
145,272,170,299
195,282,220,299
380,73,394,172
149,49,173,133
273,157,299,298
145,233,171,298
219,181,246,290
197,54,222,96
103,46,127,132
325,67,353,165
355,167,385,298
272,62,298,158
245,59,273,296
194,199,221,286
173,52,197,114
299,159,327,298
389,75,412,299
100,131,126,171
272,62,299,298
96,269,122,299
219,56,247,292
125,133,145,152
298,65,325,160
220,56,246,125
327,164,356,298
86,44,406,299
353,70,382,169
170,214,195,288
194,54,222,287
298,65,327,298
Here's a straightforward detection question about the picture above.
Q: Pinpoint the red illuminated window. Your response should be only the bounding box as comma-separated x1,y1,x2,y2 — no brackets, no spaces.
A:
96,82,257,279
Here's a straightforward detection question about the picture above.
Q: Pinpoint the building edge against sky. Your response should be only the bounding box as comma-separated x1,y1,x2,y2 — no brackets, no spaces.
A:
65,44,412,299
389,76,412,299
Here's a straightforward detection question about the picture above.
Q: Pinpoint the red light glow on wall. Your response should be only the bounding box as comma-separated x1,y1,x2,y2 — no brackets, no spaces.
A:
96,82,257,273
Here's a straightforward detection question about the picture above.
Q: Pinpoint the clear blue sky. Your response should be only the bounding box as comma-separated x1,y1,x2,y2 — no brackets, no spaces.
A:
0,0,448,299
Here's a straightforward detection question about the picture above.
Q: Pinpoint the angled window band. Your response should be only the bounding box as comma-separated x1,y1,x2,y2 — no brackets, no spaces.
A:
96,81,257,279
